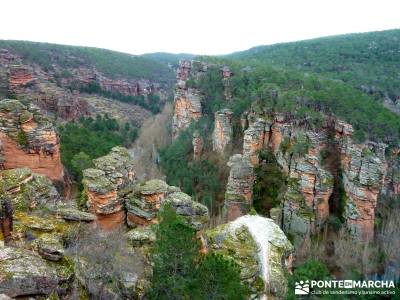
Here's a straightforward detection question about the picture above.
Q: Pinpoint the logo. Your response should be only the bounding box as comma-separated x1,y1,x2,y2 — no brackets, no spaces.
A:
295,280,310,295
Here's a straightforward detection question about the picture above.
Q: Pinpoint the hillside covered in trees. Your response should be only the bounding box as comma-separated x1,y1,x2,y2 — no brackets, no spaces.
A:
0,40,175,85
228,29,400,106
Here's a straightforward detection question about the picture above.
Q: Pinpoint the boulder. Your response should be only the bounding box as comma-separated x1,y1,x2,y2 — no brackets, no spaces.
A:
0,247,59,297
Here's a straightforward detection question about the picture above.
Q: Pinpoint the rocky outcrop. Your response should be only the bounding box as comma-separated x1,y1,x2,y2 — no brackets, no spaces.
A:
224,154,255,221
192,130,203,160
172,61,203,139
0,99,65,183
163,191,209,230
125,179,172,227
206,215,293,299
82,147,136,230
126,180,209,229
212,109,233,154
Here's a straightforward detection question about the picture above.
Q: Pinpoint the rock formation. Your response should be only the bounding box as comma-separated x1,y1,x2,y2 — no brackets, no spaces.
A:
206,215,293,299
172,60,203,139
224,154,255,221
82,147,136,230
0,99,65,183
212,109,233,154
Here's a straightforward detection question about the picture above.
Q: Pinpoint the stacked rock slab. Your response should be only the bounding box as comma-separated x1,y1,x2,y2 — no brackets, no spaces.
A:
82,147,136,230
172,60,203,139
206,215,293,299
0,99,64,182
212,108,233,154
224,154,255,221
126,179,209,229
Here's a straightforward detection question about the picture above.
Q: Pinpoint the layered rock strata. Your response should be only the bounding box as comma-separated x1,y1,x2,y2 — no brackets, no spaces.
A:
0,99,64,182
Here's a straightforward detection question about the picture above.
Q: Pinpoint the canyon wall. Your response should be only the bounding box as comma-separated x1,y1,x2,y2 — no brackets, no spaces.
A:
221,110,392,243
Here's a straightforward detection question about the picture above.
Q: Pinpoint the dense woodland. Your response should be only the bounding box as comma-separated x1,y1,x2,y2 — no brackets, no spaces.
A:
59,115,138,183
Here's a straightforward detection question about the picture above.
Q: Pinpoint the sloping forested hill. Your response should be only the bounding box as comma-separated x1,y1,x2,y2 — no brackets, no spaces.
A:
0,40,175,85
228,29,400,101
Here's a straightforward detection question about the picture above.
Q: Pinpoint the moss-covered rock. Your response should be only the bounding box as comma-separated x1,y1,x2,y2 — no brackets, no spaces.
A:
0,247,59,297
34,233,64,261
126,226,156,247
0,168,60,211
205,215,293,299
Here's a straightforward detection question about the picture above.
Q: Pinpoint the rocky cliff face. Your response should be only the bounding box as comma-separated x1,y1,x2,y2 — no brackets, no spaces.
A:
172,60,203,139
221,110,393,243
0,99,65,183
206,215,293,299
